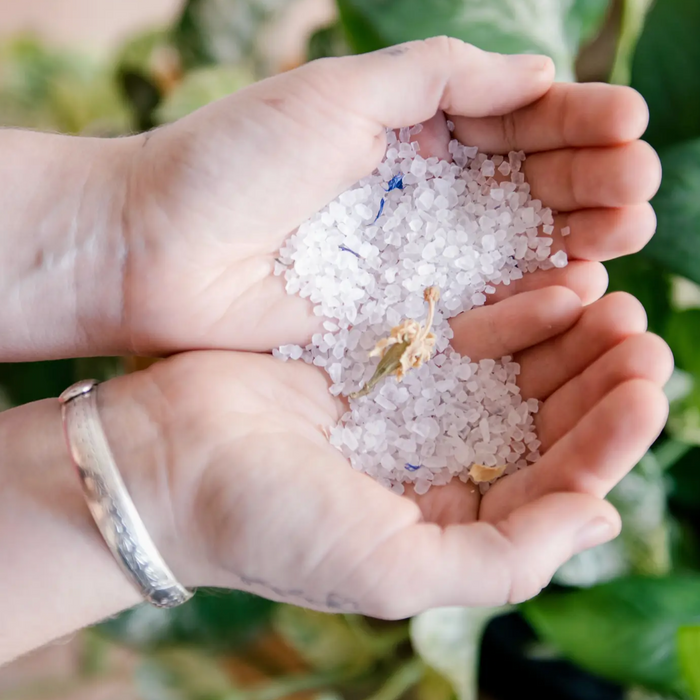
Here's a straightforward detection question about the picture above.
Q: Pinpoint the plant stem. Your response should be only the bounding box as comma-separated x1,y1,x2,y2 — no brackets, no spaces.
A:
609,0,655,85
654,439,693,470
240,670,357,700
362,659,425,700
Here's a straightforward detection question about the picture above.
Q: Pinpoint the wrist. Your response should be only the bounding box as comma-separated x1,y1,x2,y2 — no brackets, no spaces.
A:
95,369,207,588
66,135,140,357
0,396,143,661
0,130,139,360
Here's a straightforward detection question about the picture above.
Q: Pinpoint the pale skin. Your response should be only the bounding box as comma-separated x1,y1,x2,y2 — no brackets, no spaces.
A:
0,38,672,664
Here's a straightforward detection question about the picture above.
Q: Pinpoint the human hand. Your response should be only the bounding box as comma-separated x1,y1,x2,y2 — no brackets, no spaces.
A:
117,38,660,355
101,287,670,617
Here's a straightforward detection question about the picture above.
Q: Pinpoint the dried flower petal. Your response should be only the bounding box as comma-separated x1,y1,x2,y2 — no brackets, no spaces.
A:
350,340,410,398
469,464,507,483
350,286,440,399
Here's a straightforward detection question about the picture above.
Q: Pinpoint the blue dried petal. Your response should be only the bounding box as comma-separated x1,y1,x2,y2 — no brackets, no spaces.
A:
373,197,386,223
339,245,361,258
405,463,421,472
386,174,404,192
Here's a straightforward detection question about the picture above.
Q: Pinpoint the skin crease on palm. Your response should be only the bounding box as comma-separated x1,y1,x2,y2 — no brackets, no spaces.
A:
96,39,674,617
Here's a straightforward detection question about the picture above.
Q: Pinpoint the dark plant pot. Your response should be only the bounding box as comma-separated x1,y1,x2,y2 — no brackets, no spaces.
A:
480,612,623,700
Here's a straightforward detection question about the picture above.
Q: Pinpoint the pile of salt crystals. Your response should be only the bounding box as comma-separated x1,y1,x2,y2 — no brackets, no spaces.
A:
273,125,568,495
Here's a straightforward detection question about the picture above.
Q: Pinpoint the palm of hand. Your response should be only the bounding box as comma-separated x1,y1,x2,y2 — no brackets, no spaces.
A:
117,40,667,617
121,41,659,356
147,285,669,618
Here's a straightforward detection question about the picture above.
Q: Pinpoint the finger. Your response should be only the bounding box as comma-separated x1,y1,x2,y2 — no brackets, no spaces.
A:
323,39,555,128
522,141,662,211
488,260,609,306
517,292,648,400
449,286,582,360
230,269,325,351
244,39,553,203
537,333,674,450
361,492,620,617
547,204,657,262
410,110,452,160
481,380,669,524
451,83,649,154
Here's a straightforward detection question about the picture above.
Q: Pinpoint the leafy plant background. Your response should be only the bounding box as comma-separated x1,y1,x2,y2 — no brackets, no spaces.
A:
3,0,700,698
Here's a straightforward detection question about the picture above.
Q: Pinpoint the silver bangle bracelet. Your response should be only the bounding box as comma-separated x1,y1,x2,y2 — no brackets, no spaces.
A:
59,379,193,609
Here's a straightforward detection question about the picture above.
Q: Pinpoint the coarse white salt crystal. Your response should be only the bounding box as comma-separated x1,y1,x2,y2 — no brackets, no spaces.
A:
481,160,496,177
355,203,374,220
561,225,571,237
275,130,555,493
482,234,496,252
417,190,435,209
551,250,568,268
342,427,359,450
498,161,511,176
410,158,428,177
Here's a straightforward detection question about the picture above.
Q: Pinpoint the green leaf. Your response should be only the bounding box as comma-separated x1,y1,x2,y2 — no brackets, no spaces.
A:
678,626,700,698
667,446,700,509
668,309,700,380
116,28,174,76
569,0,613,46
307,23,351,61
410,606,508,700
631,0,700,150
98,589,275,652
0,37,130,135
609,0,655,85
155,65,255,124
336,0,612,80
523,575,700,695
272,606,376,673
645,139,700,285
606,451,672,577
556,452,672,586
118,69,162,132
665,309,700,444
0,360,76,406
605,254,672,336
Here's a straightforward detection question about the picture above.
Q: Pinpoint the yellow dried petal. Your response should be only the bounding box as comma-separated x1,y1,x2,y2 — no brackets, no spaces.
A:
469,464,507,484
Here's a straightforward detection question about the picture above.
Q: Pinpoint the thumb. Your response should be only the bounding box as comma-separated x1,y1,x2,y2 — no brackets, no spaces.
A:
359,492,620,619
171,38,554,240
266,37,554,182
309,37,555,126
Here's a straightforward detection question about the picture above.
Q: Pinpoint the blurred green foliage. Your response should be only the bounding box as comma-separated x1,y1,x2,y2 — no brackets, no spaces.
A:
336,0,610,80
6,0,700,698
524,576,700,696
99,590,276,653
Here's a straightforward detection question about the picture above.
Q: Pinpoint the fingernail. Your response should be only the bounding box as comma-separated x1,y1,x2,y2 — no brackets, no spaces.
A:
574,517,617,554
506,53,553,74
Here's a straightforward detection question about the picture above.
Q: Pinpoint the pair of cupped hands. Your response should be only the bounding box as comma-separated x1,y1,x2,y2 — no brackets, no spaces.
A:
100,38,670,618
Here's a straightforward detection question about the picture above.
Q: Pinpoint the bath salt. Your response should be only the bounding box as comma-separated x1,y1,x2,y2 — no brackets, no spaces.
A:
273,128,565,493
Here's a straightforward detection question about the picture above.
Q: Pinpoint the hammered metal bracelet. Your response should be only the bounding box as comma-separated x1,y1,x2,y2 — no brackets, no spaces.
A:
59,379,193,608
